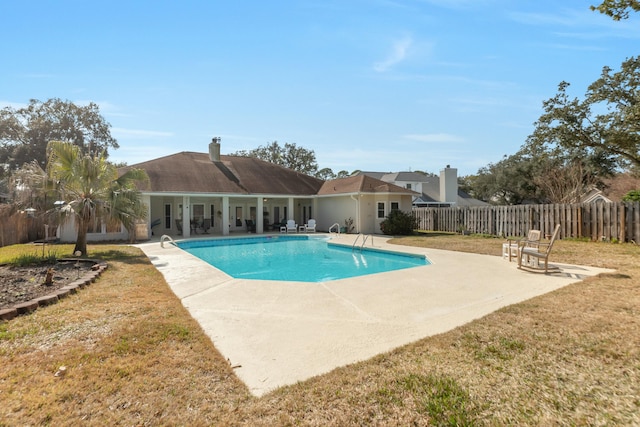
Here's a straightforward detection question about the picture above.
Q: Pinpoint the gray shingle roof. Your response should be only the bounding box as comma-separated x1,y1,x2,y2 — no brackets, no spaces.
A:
121,152,324,195
318,174,417,195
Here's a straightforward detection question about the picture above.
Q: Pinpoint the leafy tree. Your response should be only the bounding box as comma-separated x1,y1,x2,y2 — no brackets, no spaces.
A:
46,141,148,256
622,189,640,201
336,170,351,178
466,140,613,204
591,0,640,20
316,167,336,180
0,98,118,180
532,158,602,203
528,57,640,170
230,141,318,175
466,152,543,205
8,160,58,212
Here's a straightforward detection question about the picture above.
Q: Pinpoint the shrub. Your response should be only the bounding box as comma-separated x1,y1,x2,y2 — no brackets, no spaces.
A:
622,189,640,202
379,210,418,235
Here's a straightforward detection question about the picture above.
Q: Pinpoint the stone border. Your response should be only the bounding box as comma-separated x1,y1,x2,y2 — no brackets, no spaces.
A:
0,260,108,322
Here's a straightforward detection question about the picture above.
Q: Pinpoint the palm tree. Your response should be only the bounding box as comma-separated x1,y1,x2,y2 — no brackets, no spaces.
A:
46,140,148,256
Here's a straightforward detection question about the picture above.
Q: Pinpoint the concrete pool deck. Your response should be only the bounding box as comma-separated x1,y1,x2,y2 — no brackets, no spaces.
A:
136,234,612,396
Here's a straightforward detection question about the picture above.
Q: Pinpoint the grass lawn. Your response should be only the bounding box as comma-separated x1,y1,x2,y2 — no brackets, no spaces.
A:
1,235,639,425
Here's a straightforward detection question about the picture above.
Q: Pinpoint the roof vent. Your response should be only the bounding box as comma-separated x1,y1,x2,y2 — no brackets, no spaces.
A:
209,137,221,162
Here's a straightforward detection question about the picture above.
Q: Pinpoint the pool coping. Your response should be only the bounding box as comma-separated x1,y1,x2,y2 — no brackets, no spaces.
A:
136,233,613,397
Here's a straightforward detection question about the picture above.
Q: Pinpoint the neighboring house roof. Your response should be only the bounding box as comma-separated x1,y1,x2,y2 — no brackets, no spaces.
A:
317,174,417,196
580,188,613,204
456,189,490,206
121,152,324,195
358,170,488,206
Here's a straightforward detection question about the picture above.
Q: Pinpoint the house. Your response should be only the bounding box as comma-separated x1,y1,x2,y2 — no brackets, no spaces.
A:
580,188,613,204
58,139,417,242
357,166,488,207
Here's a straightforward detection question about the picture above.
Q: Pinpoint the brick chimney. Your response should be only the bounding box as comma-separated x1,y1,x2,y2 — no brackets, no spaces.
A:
209,137,221,162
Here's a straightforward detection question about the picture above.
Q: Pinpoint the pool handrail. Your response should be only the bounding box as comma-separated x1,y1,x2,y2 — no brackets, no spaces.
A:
352,233,374,251
161,234,177,248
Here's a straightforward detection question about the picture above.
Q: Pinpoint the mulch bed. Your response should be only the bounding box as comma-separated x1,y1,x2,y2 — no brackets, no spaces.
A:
0,260,105,319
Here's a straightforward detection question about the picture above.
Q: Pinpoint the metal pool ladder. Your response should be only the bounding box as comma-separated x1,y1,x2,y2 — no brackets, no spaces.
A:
352,233,373,251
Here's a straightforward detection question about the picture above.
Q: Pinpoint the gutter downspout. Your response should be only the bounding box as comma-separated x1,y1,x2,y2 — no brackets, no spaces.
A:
350,194,359,234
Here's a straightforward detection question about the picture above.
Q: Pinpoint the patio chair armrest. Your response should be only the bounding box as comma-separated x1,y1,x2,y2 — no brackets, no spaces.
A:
517,239,535,248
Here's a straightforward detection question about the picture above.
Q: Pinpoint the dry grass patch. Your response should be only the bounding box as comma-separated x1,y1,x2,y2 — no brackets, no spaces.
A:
1,236,639,425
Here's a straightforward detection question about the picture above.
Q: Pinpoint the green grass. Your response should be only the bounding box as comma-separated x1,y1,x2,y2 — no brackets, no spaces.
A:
1,238,639,425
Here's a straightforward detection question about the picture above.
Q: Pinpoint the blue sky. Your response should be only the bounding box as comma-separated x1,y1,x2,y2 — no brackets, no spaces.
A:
1,0,638,176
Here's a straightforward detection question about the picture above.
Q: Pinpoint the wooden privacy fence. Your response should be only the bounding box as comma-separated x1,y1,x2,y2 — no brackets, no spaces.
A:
0,211,47,247
413,202,640,243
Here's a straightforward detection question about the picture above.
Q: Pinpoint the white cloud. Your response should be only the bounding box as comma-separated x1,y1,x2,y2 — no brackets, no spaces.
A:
373,35,413,72
403,133,465,143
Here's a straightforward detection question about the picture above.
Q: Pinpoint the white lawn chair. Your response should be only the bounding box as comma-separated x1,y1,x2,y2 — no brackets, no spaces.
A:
286,219,297,233
305,219,316,232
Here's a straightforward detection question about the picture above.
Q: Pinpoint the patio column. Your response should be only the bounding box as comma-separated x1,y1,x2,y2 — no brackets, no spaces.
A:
257,197,264,234
287,198,295,221
182,196,191,237
222,196,229,236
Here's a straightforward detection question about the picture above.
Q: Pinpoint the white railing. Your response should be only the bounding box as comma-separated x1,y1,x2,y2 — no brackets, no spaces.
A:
329,223,341,234
160,234,177,248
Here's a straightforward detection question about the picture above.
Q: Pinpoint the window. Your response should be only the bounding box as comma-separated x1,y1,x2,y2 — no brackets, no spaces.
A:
391,202,400,211
377,202,385,218
192,204,204,223
406,183,411,190
164,204,172,229
235,206,243,226
105,218,121,233
87,220,102,234
210,204,215,227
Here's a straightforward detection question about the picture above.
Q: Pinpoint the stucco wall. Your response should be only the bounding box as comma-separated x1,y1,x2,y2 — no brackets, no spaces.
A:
58,215,128,243
316,194,414,234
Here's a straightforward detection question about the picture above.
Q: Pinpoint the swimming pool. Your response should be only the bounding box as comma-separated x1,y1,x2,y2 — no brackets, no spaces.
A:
177,235,429,282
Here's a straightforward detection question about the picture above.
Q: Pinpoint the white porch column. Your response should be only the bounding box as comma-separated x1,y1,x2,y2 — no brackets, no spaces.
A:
222,196,230,236
312,197,318,221
183,196,191,237
257,196,264,234
288,197,295,221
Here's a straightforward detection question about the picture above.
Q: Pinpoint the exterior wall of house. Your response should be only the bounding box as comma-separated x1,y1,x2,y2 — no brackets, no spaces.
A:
316,193,414,235
58,215,128,243
388,180,422,195
316,195,355,233
141,194,317,236
58,192,415,241
364,194,414,235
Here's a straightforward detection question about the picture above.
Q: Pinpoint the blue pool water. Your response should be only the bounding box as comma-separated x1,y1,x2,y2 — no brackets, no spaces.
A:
177,235,429,282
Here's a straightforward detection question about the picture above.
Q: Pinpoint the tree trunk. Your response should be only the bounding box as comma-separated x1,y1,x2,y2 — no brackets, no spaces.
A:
74,218,89,257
